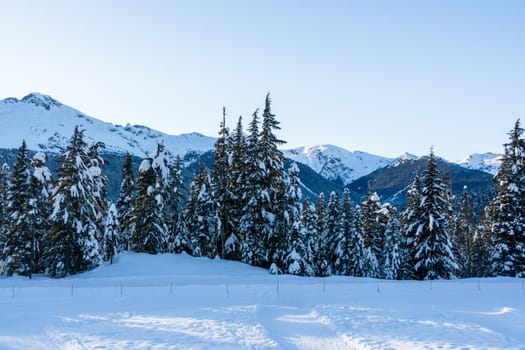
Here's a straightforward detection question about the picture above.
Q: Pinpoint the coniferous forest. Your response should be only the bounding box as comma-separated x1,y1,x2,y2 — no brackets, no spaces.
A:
0,94,524,280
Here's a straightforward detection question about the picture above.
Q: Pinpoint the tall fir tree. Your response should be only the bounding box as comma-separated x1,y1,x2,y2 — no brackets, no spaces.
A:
27,152,52,273
334,188,359,275
323,191,342,275
239,109,267,266
360,186,387,277
129,156,167,254
0,163,10,259
167,154,187,254
213,108,229,258
301,196,318,275
453,186,477,277
400,172,423,280
383,208,402,280
87,142,108,243
185,165,220,258
259,93,287,268
117,153,135,252
2,141,33,277
314,192,329,276
408,150,458,280
223,116,247,260
282,163,312,276
103,203,120,264
43,127,102,277
489,119,525,277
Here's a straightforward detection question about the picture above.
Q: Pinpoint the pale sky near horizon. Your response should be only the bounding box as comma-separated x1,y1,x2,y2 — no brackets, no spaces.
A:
1,0,524,160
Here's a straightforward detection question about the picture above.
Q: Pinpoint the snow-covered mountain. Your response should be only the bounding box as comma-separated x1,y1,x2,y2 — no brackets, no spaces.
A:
284,145,394,186
456,152,501,175
0,93,501,188
0,93,216,157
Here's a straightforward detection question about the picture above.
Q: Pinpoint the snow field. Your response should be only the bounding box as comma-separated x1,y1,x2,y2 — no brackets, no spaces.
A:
0,253,524,349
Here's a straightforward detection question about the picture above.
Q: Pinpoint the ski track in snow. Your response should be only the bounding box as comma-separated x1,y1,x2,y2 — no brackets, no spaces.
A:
0,253,524,350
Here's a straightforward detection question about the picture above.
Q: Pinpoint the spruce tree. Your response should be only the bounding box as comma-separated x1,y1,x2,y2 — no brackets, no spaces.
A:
224,116,247,261
87,142,108,243
410,150,458,280
361,187,387,277
213,108,229,258
167,154,187,254
27,152,52,273
489,119,525,277
2,141,33,277
259,93,287,268
0,163,10,259
400,172,422,280
323,191,342,275
239,109,267,266
454,186,476,277
333,188,358,275
301,196,318,275
383,208,402,280
282,163,312,276
129,156,167,254
43,127,102,277
185,165,220,258
103,203,120,264
117,153,135,252
314,192,329,276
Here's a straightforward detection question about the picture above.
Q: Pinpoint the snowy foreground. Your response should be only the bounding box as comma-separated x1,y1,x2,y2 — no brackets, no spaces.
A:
0,254,524,350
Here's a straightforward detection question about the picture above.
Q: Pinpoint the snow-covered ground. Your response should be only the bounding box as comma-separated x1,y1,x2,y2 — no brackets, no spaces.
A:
0,253,524,349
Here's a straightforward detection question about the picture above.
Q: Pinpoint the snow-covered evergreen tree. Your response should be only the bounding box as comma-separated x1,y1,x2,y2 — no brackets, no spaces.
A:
0,163,10,260
43,127,102,277
27,152,52,273
323,191,342,275
87,142,108,243
383,209,402,280
167,154,187,254
282,163,312,276
489,119,525,277
400,172,422,280
2,141,33,277
185,165,220,258
103,203,120,264
117,153,135,252
408,150,458,280
314,192,329,276
361,187,388,277
239,109,267,266
333,188,357,276
301,196,318,275
453,186,476,277
129,156,167,254
213,108,229,258
259,93,287,268
223,116,247,260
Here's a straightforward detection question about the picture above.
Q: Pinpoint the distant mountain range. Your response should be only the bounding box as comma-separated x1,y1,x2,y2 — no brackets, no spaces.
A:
0,93,502,206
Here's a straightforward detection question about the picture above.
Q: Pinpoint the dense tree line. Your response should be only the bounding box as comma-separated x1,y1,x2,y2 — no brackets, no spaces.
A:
0,96,523,280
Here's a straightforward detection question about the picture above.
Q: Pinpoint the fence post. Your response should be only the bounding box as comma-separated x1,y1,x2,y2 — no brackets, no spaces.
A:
120,282,123,296
71,283,74,297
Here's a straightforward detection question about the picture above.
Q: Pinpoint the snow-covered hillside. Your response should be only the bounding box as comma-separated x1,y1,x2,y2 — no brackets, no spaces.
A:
284,145,393,185
0,253,523,349
0,93,216,157
457,152,502,175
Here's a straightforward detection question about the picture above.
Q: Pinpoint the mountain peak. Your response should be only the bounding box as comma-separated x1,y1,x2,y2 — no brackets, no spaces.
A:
20,93,62,110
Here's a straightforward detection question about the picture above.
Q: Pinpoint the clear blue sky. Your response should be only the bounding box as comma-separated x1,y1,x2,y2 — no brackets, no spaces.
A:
1,0,524,160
